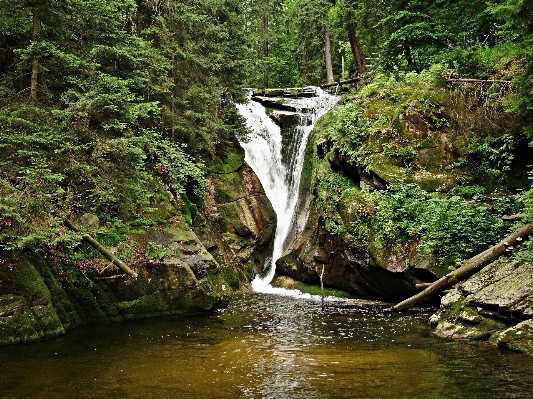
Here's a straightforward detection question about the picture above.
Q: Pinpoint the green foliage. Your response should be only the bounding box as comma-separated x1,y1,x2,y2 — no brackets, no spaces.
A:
143,133,206,197
469,134,518,181
437,44,496,79
522,183,533,224
321,100,372,167
295,282,354,298
449,185,485,199
146,241,167,262
0,0,247,250
371,184,509,266
315,172,352,235
180,193,199,226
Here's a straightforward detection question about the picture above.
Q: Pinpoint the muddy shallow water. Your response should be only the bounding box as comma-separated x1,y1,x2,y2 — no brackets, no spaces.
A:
1,293,532,398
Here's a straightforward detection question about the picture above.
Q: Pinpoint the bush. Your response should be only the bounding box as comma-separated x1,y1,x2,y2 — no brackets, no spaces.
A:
371,184,508,266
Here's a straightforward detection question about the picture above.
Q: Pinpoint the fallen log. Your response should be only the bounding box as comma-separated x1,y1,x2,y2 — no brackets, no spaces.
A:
320,77,360,89
393,223,532,311
502,213,523,222
446,78,511,84
64,219,138,279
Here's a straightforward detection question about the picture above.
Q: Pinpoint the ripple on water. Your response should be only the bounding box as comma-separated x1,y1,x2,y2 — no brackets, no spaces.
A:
1,293,533,398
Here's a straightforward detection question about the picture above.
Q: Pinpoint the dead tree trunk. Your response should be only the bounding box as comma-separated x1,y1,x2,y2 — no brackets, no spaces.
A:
393,223,533,311
64,220,138,279
320,77,360,88
30,9,39,102
323,25,334,84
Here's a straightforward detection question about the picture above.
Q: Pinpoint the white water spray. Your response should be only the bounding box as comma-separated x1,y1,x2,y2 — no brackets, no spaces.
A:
236,87,339,295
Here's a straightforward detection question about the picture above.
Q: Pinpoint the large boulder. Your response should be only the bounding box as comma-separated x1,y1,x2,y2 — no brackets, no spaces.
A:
429,259,533,353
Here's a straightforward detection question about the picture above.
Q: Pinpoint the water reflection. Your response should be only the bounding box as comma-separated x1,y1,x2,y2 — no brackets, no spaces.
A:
1,293,532,398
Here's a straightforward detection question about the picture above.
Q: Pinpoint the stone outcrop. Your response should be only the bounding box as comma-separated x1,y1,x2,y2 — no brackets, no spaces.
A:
274,81,532,307
196,141,276,281
0,220,232,346
277,212,415,299
429,258,533,353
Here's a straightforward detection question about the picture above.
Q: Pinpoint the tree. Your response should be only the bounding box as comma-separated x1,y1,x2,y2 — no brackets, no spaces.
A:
290,0,337,84
263,0,270,88
335,1,367,76
324,24,334,83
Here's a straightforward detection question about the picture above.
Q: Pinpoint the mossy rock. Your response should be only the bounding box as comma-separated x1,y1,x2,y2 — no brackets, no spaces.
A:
116,293,170,319
498,319,533,354
430,289,509,340
214,148,245,174
0,254,65,344
0,295,43,345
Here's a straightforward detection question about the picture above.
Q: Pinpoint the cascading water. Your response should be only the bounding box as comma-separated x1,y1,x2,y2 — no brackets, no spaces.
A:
236,87,339,294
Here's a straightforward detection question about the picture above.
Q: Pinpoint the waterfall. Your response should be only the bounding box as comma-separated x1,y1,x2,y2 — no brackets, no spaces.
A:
236,87,339,294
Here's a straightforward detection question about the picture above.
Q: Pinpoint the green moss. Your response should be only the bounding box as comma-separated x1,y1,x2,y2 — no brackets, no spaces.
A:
213,172,243,204
295,282,355,298
116,293,169,319
166,224,198,242
0,295,41,345
498,320,533,354
40,265,82,328
200,273,233,308
95,231,121,247
219,266,240,290
215,149,245,174
298,130,319,197
217,203,248,235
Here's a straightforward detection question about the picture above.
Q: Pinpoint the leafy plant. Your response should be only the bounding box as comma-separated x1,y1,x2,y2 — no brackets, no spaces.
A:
146,242,167,262
370,184,508,266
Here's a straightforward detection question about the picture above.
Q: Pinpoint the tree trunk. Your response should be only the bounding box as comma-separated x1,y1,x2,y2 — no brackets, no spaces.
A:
393,223,533,311
345,14,366,75
263,0,269,89
64,220,138,279
30,9,39,102
323,25,334,84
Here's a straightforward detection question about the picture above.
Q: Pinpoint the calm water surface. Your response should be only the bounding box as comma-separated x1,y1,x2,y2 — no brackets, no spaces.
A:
1,293,532,399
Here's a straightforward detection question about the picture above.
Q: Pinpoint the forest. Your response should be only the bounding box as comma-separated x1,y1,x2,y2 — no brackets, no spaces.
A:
0,0,532,252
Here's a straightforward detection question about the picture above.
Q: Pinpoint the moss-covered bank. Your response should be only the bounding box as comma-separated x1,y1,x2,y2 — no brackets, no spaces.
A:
0,137,276,346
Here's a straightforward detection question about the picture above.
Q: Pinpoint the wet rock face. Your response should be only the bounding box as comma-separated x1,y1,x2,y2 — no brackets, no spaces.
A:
429,259,533,353
200,160,276,279
277,215,415,300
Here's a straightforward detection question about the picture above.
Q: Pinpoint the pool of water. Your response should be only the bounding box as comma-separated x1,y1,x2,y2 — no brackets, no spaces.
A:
1,293,532,398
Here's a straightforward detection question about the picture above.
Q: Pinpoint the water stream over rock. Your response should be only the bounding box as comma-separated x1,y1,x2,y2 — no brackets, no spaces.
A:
235,88,339,294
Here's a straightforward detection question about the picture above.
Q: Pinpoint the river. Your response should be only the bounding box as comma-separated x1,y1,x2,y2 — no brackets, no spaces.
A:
1,293,532,398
